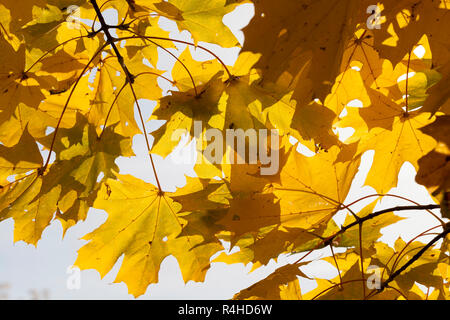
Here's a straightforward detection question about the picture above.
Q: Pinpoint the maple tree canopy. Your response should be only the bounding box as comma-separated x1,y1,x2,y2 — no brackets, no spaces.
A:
0,0,449,300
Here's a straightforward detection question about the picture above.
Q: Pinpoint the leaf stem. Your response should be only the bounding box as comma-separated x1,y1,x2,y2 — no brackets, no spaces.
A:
344,193,445,226
25,35,90,73
404,50,412,114
293,204,441,265
90,0,163,192
128,81,163,192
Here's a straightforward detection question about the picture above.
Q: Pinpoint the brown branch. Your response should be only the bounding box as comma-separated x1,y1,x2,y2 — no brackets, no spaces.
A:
368,222,450,299
90,0,134,84
380,224,442,282
358,222,366,299
388,225,442,277
125,0,136,11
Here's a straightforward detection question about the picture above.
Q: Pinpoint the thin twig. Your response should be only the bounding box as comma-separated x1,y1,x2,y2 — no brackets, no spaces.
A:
90,0,134,84
367,223,450,299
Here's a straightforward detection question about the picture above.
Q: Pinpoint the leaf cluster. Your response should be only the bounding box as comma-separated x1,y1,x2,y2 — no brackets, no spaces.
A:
0,0,449,299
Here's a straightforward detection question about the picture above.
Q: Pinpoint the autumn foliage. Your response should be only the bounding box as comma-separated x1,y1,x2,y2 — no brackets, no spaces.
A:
0,0,449,300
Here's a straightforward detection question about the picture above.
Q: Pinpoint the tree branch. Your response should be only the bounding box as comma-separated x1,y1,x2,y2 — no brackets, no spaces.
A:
323,204,441,246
